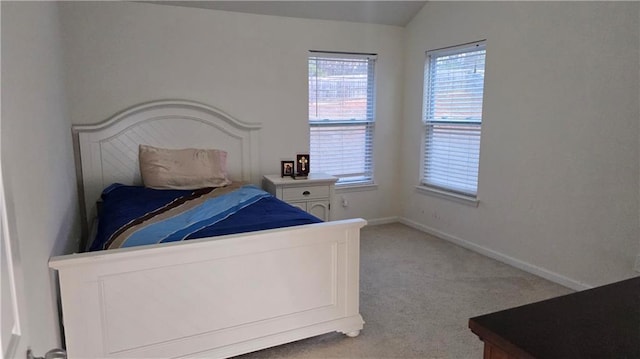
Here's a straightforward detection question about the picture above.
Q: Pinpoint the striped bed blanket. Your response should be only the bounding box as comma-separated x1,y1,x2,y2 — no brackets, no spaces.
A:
91,183,322,251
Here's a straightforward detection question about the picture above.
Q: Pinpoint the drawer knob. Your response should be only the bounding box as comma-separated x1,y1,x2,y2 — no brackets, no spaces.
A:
303,191,311,196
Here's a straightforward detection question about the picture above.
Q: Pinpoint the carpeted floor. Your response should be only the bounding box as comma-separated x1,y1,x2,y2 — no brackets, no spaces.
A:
237,223,572,358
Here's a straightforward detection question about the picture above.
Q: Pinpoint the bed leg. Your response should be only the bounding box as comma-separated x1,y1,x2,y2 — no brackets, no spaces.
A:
344,330,360,338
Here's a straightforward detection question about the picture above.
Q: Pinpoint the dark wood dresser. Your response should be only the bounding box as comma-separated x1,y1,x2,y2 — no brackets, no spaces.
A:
469,276,640,359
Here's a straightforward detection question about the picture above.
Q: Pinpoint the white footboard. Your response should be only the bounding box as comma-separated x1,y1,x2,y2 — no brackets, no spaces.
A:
49,219,366,358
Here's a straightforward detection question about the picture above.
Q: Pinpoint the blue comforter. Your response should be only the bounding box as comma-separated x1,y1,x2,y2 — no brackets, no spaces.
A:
90,183,322,251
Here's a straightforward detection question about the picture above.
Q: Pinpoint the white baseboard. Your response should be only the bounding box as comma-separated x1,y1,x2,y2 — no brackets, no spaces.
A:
398,217,592,291
365,216,400,226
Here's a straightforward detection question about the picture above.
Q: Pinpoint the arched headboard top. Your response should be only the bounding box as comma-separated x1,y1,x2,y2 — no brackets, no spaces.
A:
74,99,262,134
73,100,262,224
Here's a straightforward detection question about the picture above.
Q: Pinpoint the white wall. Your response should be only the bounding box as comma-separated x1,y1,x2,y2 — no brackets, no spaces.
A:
402,2,640,288
638,3,640,272
1,1,80,354
59,2,405,221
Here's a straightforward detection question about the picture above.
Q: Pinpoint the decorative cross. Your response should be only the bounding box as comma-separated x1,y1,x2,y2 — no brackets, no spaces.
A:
298,156,308,172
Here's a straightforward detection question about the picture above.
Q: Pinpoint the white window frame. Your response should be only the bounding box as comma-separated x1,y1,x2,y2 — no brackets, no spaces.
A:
420,40,486,203
308,51,377,186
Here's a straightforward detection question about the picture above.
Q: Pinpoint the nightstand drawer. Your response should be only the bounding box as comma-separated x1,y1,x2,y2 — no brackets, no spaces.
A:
262,174,337,221
282,185,329,201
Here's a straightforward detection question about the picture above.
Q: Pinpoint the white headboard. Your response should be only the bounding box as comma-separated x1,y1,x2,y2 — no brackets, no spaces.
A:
73,100,262,224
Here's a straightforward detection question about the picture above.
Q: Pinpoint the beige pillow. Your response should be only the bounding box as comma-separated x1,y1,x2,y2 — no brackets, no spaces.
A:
139,145,232,189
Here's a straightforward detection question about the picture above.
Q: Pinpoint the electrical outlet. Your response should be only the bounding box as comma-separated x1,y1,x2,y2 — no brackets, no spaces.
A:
341,196,348,208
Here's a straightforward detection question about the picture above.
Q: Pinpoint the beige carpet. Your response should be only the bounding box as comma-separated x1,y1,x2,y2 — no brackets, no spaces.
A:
237,223,572,358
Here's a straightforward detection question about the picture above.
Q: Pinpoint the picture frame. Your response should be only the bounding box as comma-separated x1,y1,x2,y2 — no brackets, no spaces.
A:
295,154,310,178
281,160,295,177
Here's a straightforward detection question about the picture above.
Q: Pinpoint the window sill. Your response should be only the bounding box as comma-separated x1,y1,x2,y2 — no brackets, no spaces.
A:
415,185,479,207
336,182,378,193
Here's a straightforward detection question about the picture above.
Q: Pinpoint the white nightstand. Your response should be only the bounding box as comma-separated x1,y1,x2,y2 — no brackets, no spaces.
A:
263,173,338,221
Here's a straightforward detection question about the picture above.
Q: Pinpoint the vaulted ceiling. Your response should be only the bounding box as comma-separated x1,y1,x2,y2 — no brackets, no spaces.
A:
144,1,427,26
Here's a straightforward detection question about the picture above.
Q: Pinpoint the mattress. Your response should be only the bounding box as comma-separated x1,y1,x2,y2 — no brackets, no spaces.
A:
90,183,322,251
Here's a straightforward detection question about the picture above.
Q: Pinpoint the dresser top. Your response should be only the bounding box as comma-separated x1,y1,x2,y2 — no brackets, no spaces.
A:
263,173,338,186
469,276,640,358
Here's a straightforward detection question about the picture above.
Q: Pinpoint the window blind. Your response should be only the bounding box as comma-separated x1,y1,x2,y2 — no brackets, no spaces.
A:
309,52,376,184
422,41,486,196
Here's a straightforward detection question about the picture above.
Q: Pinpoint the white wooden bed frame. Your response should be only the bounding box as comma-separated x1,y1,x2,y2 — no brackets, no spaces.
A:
49,100,366,358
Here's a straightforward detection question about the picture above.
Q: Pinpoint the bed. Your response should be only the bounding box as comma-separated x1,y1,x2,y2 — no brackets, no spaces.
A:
48,100,366,358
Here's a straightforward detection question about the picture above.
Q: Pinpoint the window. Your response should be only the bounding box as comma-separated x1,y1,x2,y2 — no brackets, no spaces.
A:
308,51,376,185
422,41,486,197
